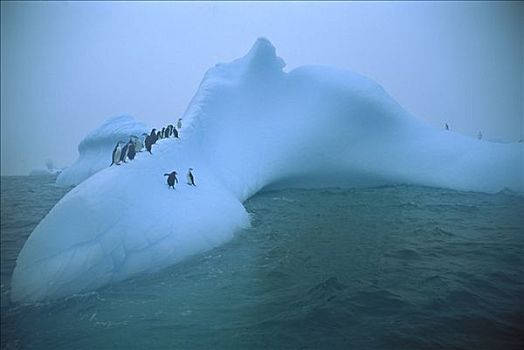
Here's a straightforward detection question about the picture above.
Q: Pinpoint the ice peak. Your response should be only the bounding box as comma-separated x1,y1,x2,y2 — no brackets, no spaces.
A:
243,37,286,74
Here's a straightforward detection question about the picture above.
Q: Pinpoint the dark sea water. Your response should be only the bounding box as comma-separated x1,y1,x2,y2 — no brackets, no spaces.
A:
1,175,523,349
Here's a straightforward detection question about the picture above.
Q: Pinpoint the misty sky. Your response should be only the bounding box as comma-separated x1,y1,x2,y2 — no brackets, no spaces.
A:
1,1,523,176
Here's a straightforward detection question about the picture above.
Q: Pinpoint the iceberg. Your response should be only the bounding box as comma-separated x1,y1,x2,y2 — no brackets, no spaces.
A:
29,159,63,176
55,115,148,187
11,38,523,302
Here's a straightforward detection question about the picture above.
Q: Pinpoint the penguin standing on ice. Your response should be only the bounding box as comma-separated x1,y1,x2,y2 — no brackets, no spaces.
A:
145,134,154,154
119,142,129,164
187,168,196,186
177,118,182,130
126,139,136,160
445,123,450,131
150,129,158,143
164,171,178,189
111,141,124,166
140,133,149,149
166,125,173,138
132,135,145,152
172,127,179,139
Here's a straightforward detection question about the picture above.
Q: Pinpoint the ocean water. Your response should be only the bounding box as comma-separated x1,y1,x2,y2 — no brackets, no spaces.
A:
1,176,523,349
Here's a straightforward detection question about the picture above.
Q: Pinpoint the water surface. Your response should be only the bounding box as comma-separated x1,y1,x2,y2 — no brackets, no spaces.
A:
1,176,523,349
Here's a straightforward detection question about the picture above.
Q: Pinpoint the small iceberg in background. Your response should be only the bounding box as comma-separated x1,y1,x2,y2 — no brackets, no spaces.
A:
29,159,64,177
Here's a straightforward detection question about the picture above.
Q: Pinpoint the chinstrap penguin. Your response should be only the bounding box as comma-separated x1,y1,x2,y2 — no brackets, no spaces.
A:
111,141,125,166
187,168,196,186
164,171,178,189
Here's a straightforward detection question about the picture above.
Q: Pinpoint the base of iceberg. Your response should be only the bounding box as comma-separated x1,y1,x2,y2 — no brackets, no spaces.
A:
11,38,523,302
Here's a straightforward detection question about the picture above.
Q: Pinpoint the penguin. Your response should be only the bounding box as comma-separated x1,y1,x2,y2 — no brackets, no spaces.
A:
166,125,173,138
145,135,153,154
133,134,146,152
110,141,124,166
445,123,449,131
172,127,179,139
164,171,178,189
161,127,166,139
177,118,182,130
126,139,136,160
187,168,196,186
156,131,161,140
150,129,158,143
119,142,129,163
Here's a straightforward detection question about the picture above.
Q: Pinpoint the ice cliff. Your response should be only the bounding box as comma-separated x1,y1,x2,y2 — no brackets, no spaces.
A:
55,115,148,187
11,38,523,302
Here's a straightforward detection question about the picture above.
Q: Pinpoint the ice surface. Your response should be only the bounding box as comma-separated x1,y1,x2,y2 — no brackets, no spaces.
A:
11,38,523,302
55,115,148,187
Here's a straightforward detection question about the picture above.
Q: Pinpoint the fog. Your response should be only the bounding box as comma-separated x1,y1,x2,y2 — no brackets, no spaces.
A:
1,1,522,176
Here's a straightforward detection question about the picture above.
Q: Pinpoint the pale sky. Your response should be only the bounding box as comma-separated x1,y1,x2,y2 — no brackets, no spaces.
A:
1,1,523,175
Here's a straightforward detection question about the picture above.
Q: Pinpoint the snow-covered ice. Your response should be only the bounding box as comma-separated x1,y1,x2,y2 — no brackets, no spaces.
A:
11,38,523,302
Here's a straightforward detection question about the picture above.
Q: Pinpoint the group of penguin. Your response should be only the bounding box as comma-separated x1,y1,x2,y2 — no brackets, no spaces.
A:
110,118,196,189
164,168,196,189
144,122,180,154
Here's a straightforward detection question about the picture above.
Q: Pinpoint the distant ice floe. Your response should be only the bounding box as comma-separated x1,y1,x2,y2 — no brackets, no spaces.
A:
29,159,63,176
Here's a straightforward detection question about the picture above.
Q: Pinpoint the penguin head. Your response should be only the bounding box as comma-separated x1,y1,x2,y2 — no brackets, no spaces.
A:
189,168,193,171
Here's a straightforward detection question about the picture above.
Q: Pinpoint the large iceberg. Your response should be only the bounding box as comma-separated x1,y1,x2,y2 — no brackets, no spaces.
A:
55,115,148,187
11,38,523,302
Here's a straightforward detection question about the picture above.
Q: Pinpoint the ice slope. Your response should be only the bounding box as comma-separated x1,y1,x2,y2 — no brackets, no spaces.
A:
11,38,523,302
55,115,148,187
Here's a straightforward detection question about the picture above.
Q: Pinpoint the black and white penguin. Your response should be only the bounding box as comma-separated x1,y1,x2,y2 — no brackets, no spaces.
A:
110,141,124,166
445,123,449,131
134,134,146,152
177,118,182,130
161,127,166,139
187,168,196,186
150,129,158,143
166,125,173,138
156,131,161,140
172,127,179,139
164,171,178,189
119,142,129,163
145,135,153,154
126,139,136,160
